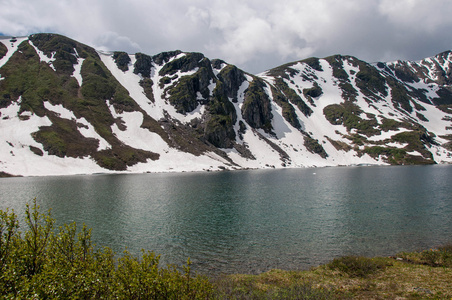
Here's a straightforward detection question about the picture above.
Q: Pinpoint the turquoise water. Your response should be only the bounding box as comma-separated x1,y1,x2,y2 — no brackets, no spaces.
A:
1,165,452,275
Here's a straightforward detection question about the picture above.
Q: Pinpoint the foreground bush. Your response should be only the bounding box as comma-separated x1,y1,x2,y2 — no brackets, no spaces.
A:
327,255,390,278
0,199,213,299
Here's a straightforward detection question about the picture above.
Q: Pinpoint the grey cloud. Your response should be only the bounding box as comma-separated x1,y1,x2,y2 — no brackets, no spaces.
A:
1,0,452,73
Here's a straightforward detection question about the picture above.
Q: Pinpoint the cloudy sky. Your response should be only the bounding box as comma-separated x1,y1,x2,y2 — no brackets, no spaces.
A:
1,0,452,74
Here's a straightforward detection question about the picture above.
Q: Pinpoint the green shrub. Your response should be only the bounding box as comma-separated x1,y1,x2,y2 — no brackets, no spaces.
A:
416,112,429,122
301,57,323,71
328,256,390,278
167,75,199,114
159,76,172,88
152,50,182,66
304,135,328,158
0,199,213,299
33,127,69,157
323,102,380,136
398,246,452,268
274,78,312,118
303,82,323,99
158,52,205,76
139,78,155,102
380,118,404,131
325,55,349,81
271,88,302,130
113,51,131,72
355,61,387,99
339,82,358,101
388,80,413,113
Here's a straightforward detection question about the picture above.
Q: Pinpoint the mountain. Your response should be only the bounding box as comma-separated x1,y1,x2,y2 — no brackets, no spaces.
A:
0,33,451,176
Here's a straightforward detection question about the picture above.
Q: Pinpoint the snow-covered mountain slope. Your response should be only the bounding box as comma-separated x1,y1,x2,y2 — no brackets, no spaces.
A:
0,33,451,176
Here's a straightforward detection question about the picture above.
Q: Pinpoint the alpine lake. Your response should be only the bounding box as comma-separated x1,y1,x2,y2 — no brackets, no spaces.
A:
1,165,452,276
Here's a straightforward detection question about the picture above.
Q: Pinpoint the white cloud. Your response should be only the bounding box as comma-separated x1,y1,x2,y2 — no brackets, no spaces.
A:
378,0,452,31
94,31,141,54
1,0,452,73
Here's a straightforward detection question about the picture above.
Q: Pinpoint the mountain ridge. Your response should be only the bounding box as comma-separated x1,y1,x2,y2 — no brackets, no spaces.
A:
0,33,451,176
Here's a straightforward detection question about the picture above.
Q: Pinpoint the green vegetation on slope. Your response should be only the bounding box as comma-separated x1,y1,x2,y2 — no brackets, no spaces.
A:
29,33,97,76
301,57,323,72
361,128,436,165
302,82,323,104
0,34,159,171
355,60,388,100
303,135,328,158
159,52,206,77
323,102,380,136
139,78,155,103
274,77,313,118
271,86,302,130
325,55,359,101
0,39,77,114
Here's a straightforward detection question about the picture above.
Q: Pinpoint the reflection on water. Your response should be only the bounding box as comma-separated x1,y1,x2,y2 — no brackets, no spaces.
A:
1,165,452,274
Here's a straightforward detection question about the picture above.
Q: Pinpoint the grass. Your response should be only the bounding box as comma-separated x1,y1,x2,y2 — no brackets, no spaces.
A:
213,247,452,299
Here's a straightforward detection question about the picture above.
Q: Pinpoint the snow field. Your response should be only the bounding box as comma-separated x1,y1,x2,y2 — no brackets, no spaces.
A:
72,57,84,87
0,99,107,176
0,36,29,69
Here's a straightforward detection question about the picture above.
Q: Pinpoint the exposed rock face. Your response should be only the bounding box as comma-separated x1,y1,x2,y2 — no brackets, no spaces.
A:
242,78,273,133
0,33,452,176
216,65,246,103
133,53,153,78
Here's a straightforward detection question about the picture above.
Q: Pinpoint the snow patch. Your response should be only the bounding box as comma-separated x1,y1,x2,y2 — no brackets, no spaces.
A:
367,128,410,141
72,57,85,86
29,40,56,71
108,102,169,153
0,36,29,69
386,142,408,149
406,150,423,156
